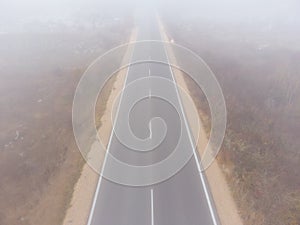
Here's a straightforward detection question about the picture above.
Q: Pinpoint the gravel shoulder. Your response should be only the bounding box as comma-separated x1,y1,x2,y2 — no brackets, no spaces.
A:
62,29,137,225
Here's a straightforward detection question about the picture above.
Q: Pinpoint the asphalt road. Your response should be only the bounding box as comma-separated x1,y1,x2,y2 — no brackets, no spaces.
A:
87,15,220,225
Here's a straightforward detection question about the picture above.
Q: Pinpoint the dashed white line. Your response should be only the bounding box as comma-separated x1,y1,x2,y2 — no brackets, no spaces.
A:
151,188,154,225
149,67,152,139
149,121,152,139
148,68,152,98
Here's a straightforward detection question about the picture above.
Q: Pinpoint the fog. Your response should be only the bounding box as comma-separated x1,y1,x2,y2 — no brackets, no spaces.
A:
0,0,135,33
159,0,299,21
0,1,299,225
2,0,299,24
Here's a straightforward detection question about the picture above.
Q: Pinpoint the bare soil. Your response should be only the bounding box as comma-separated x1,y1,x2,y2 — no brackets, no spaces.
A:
158,20,244,225
62,29,137,225
0,26,131,225
162,16,300,225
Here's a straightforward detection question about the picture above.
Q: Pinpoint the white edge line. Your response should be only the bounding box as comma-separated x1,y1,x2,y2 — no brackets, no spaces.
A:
159,25,219,225
149,67,152,137
149,68,152,98
87,43,136,225
151,188,154,225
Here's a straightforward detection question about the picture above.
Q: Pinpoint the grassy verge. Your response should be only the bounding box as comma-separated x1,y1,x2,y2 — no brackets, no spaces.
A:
163,18,300,225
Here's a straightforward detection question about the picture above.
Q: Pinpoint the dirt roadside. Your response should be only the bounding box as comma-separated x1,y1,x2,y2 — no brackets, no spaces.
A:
62,29,137,225
158,20,244,225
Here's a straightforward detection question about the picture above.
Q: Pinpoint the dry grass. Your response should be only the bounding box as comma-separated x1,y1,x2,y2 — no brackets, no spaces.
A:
0,20,132,225
163,18,300,225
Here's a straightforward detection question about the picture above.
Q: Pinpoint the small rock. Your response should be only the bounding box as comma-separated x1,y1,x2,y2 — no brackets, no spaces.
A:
14,130,20,140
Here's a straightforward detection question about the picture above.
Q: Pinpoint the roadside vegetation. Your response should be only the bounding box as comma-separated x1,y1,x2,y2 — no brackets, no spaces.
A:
163,15,300,225
0,8,133,225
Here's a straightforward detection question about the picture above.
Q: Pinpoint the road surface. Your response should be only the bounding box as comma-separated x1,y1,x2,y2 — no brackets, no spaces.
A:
87,15,220,225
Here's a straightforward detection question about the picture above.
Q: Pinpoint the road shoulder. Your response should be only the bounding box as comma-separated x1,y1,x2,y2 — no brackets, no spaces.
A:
158,19,244,225
62,29,137,225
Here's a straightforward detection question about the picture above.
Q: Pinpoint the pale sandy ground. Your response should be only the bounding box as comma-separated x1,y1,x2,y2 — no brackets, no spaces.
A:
170,71,244,225
158,19,244,225
62,29,137,225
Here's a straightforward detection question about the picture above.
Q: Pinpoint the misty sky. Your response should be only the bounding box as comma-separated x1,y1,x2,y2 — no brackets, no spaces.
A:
0,0,299,30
